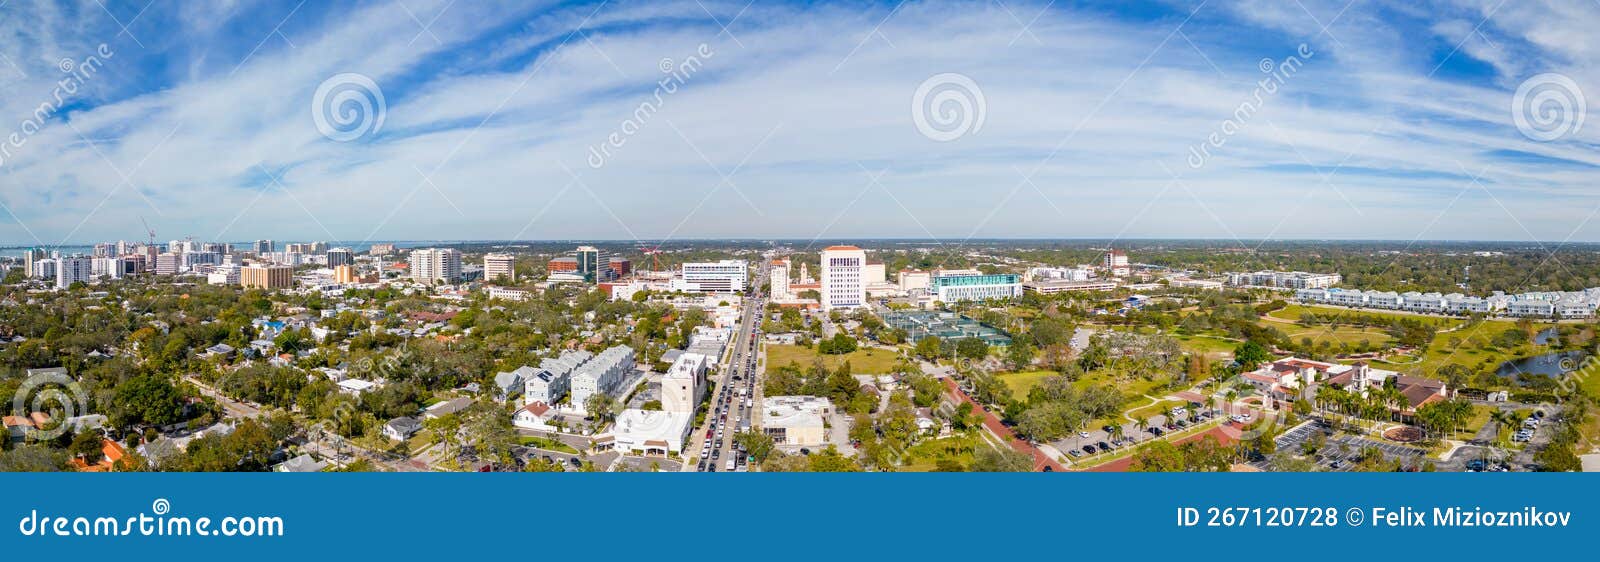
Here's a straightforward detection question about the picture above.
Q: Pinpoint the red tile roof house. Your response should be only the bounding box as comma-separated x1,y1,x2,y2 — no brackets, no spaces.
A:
1240,357,1352,407
1322,362,1449,422
69,439,127,472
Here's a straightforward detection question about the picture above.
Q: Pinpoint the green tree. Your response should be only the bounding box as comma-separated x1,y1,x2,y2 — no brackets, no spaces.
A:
1233,341,1271,370
970,446,1033,472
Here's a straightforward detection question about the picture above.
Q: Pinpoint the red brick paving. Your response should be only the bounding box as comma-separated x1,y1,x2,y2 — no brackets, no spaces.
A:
943,378,1065,472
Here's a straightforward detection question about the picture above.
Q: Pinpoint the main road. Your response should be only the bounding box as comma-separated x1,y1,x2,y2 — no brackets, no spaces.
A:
687,258,770,471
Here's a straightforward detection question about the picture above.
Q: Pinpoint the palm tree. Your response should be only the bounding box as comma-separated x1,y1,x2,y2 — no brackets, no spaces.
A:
1134,415,1149,435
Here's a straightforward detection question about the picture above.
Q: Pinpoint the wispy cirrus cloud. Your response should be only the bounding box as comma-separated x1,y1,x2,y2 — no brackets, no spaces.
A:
0,0,1596,245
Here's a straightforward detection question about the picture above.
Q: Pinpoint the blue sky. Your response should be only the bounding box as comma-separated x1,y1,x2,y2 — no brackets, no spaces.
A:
0,0,1596,245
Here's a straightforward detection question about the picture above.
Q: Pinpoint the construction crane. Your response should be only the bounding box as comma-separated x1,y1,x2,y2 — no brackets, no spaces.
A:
639,244,664,272
140,216,156,247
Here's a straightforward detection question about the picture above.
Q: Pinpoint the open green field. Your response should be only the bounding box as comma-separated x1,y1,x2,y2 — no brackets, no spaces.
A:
1403,319,1553,379
1265,303,1462,329
1278,325,1395,348
764,344,903,374
1172,334,1238,358
996,370,1056,400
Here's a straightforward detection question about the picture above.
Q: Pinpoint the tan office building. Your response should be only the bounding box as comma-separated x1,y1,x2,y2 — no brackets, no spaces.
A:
241,264,294,289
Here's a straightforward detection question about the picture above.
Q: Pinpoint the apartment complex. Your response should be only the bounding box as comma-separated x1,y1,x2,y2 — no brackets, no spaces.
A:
1228,270,1342,289
569,345,636,413
409,248,462,284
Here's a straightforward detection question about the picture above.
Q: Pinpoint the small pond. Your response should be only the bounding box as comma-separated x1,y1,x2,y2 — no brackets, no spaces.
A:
1494,351,1585,385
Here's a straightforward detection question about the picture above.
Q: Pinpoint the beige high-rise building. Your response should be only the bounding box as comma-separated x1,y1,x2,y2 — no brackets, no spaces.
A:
484,253,516,282
241,264,293,289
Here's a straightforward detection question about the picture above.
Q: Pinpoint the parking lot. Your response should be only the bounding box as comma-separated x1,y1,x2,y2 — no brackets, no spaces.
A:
1266,421,1426,471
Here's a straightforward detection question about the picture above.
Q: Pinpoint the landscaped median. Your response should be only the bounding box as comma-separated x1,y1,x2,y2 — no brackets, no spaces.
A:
1067,417,1239,471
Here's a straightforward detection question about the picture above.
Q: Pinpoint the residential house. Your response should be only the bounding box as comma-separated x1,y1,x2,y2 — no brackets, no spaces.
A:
384,417,422,441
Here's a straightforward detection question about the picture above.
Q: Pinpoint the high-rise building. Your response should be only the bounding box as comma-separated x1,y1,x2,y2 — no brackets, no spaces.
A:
241,264,294,289
484,253,516,282
409,248,462,284
154,253,181,276
56,256,93,288
770,259,791,299
254,240,274,254
369,243,396,256
21,248,46,278
574,246,612,283
326,248,354,268
821,246,866,311
31,258,57,280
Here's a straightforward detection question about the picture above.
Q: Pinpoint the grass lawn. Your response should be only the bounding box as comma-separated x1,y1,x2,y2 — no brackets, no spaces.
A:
1278,325,1395,348
1451,404,1494,442
1408,319,1552,379
897,434,983,471
1076,370,1165,402
1266,303,1462,329
764,344,903,374
996,370,1057,400
1125,399,1186,421
1172,333,1238,358
518,436,579,454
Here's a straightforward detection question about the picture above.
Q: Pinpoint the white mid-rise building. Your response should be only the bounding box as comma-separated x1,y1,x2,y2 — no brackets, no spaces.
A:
821,246,866,311
672,260,748,293
661,352,710,414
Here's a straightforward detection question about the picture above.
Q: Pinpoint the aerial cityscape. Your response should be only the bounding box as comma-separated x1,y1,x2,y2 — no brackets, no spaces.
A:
0,0,1595,478
1,238,1595,473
